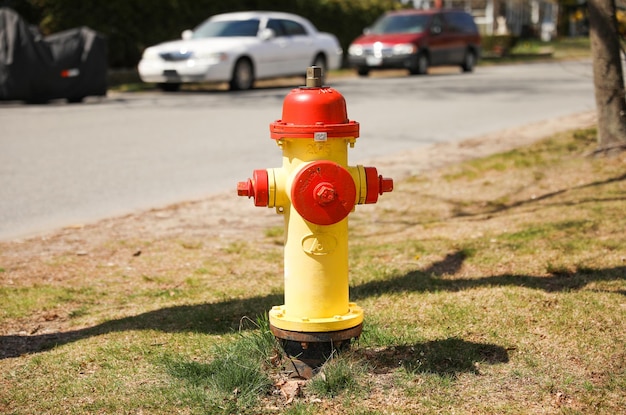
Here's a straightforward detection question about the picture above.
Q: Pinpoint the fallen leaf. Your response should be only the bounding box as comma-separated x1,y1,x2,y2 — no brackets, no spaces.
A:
280,379,305,404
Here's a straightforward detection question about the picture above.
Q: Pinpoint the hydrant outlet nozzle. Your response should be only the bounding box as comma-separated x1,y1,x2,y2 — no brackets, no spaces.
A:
237,169,269,207
363,167,394,204
237,179,252,197
379,176,394,195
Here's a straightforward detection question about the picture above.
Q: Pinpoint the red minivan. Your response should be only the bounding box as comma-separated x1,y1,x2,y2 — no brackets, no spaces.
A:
347,9,481,76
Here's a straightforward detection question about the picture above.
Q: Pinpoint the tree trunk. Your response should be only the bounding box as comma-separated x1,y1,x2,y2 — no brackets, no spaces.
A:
588,0,626,153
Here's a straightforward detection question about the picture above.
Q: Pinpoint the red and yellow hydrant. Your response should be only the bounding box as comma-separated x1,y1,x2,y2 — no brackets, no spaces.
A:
237,67,392,361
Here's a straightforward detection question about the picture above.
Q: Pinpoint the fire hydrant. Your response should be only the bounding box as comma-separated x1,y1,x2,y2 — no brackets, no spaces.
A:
237,67,393,363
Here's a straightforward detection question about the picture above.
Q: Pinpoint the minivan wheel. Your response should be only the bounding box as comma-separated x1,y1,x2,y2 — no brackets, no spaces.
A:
409,53,428,75
461,50,476,72
230,58,254,91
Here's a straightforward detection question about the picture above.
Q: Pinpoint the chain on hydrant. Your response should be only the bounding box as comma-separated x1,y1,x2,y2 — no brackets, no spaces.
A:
237,66,393,367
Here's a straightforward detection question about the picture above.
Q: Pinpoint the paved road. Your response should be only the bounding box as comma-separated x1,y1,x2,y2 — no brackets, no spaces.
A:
0,61,595,241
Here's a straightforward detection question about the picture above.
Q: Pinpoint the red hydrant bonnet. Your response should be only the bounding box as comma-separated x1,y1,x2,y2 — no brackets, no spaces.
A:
270,86,359,140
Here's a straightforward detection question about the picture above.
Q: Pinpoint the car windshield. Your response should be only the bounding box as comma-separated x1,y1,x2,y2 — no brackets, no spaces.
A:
192,19,260,38
369,14,430,34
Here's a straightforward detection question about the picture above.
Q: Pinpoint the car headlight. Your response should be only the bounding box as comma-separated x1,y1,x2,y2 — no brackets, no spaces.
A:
392,43,417,55
194,51,229,63
348,44,363,56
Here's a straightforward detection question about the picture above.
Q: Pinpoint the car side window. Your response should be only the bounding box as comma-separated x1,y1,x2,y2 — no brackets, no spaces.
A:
447,13,460,33
447,12,477,34
281,19,307,36
431,15,444,34
222,19,260,36
459,13,478,33
266,19,287,37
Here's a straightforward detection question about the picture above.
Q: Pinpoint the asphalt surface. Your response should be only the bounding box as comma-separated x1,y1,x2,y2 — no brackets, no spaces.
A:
0,61,596,241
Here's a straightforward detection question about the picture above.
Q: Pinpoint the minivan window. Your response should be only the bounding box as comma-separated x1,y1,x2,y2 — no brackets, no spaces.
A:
430,15,444,34
369,14,431,34
446,12,478,33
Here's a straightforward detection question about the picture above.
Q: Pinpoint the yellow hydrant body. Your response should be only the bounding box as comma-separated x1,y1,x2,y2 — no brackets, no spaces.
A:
269,138,362,334
237,67,392,350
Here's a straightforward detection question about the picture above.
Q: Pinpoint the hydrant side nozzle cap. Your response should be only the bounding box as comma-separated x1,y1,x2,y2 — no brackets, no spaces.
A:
364,167,379,204
237,170,269,207
379,176,394,194
363,168,393,204
252,169,270,207
291,161,356,225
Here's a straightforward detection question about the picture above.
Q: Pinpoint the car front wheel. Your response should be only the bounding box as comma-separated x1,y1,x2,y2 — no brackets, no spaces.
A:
409,53,428,75
230,58,254,91
158,83,181,92
461,50,476,72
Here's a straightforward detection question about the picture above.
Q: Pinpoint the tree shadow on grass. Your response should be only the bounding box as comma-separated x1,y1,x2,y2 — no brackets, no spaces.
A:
351,251,626,300
1,252,624,360
358,337,510,377
0,293,282,359
357,172,626,239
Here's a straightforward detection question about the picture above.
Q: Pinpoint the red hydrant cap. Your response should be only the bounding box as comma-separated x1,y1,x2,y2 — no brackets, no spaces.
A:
270,87,359,140
364,167,394,204
291,161,356,225
237,169,269,207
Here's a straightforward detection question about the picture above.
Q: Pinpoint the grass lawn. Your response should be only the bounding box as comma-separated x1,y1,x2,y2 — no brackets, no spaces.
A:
1,126,624,414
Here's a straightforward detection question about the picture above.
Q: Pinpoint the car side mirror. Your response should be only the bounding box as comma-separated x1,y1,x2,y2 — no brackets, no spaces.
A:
259,28,276,41
181,30,193,40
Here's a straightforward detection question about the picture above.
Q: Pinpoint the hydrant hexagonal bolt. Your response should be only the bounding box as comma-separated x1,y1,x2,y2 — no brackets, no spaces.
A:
314,182,336,205
237,66,393,366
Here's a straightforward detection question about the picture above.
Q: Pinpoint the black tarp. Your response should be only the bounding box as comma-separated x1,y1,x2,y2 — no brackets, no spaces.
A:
0,7,107,102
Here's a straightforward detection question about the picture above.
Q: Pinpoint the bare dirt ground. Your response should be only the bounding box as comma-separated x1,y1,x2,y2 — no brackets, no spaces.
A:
0,110,597,344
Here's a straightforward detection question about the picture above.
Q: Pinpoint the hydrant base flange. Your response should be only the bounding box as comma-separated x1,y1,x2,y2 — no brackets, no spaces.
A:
269,323,363,344
274,324,363,371
269,302,363,333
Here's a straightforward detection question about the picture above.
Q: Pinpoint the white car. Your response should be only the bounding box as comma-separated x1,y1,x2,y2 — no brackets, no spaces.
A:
137,11,343,91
